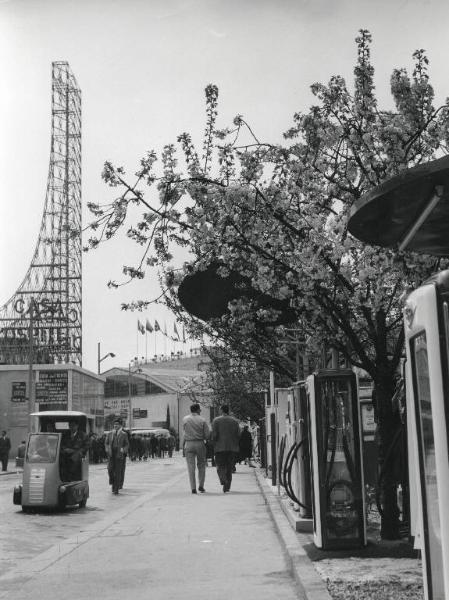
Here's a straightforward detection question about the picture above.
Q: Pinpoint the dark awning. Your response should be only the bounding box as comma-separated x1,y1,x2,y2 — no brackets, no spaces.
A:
348,155,449,256
178,263,296,324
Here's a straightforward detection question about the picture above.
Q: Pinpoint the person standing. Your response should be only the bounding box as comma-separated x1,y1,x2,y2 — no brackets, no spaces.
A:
16,440,27,468
239,425,253,466
212,405,240,493
105,418,129,494
0,431,11,472
60,420,90,481
182,403,210,494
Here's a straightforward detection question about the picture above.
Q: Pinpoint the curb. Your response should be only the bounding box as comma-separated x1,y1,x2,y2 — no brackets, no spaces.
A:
254,468,333,600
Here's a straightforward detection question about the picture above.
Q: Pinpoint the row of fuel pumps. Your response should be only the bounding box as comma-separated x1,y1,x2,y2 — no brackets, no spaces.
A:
264,269,449,598
265,369,367,550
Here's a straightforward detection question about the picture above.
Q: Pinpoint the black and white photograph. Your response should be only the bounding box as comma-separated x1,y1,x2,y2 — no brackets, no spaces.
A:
1,1,449,599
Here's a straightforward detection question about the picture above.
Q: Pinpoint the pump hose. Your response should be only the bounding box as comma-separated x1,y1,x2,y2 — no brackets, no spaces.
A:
282,440,312,511
282,441,300,502
278,435,287,488
324,394,337,488
375,426,403,518
342,433,357,483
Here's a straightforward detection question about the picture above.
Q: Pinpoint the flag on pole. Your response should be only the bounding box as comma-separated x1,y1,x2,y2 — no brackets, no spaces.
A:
163,321,167,336
182,326,186,344
154,320,160,332
137,319,145,335
173,322,180,340
145,319,153,333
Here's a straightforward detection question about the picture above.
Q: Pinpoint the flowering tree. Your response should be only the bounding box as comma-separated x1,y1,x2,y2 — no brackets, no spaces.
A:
88,30,449,538
201,347,280,422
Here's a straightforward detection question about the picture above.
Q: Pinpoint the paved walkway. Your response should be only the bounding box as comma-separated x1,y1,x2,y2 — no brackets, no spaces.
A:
0,458,326,600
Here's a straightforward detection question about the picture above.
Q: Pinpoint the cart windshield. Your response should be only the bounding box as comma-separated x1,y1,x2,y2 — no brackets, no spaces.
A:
27,434,59,463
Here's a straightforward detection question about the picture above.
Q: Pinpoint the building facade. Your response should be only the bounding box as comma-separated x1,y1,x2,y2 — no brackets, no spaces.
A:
0,364,104,457
103,359,213,439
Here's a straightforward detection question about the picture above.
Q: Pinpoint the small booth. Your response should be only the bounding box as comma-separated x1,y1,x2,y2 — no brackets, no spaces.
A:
348,155,449,600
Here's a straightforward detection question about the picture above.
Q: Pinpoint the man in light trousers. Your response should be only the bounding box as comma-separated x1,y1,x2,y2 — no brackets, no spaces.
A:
182,403,210,494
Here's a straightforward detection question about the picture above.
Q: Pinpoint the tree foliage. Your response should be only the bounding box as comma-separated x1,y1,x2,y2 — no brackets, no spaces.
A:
88,30,449,537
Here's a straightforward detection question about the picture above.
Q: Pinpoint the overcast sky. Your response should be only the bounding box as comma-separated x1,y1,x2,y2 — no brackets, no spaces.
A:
1,0,448,373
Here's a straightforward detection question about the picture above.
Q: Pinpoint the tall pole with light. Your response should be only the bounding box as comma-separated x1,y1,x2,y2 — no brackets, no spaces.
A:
27,298,36,432
128,358,142,431
97,342,115,374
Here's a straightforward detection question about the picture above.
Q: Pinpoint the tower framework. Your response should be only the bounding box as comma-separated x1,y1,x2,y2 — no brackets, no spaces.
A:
0,62,82,365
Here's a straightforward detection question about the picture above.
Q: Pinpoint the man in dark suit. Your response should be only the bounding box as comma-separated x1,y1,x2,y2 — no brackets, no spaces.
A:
212,405,240,493
105,418,129,494
0,431,11,471
60,420,89,481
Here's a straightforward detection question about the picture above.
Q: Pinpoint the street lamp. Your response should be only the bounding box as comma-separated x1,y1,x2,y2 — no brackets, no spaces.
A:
97,342,115,374
128,360,142,431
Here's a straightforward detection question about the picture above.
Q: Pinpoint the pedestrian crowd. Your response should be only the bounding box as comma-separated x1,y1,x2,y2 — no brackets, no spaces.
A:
1,406,256,501
84,430,176,464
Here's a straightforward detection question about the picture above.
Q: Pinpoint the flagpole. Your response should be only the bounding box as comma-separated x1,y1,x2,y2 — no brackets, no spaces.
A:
145,330,148,363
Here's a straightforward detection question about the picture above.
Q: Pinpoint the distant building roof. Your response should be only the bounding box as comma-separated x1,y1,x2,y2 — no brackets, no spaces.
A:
102,365,206,394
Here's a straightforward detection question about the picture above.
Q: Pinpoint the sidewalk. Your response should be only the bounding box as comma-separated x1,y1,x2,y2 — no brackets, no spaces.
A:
0,458,330,600
0,459,21,475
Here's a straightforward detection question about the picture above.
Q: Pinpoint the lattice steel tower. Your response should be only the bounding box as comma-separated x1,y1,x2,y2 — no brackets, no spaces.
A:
0,62,82,365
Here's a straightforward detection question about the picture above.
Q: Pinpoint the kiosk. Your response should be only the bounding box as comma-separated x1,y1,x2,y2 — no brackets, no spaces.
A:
348,155,449,599
403,272,449,600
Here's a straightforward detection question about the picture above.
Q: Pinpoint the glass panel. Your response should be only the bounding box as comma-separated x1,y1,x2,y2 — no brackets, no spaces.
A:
26,434,59,463
412,331,444,600
319,378,360,540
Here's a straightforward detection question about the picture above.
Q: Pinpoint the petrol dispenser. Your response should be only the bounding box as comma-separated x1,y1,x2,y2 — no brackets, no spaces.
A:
307,369,366,549
278,383,312,519
403,270,449,600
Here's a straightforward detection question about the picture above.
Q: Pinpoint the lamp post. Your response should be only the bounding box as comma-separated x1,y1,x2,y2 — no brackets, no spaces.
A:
128,359,142,431
97,342,115,374
27,298,36,432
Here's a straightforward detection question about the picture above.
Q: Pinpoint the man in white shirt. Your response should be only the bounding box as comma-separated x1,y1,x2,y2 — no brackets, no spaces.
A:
182,403,210,494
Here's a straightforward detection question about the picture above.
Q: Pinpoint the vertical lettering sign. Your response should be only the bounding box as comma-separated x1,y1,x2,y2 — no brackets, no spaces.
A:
35,371,68,406
11,382,27,403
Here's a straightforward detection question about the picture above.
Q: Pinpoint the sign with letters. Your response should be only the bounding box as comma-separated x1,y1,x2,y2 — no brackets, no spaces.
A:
11,381,27,402
35,370,68,405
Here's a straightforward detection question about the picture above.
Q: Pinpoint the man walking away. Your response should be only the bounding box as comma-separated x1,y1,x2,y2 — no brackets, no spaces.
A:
182,403,210,494
0,431,11,472
212,405,240,493
105,418,129,494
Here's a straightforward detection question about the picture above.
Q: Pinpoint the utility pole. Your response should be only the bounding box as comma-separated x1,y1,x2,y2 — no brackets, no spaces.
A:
27,299,36,432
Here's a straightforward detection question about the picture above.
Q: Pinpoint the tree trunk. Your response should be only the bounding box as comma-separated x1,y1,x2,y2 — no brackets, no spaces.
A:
375,377,402,540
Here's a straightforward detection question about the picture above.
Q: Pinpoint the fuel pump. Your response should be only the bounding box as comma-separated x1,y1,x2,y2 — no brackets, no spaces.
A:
307,369,366,549
279,383,312,519
403,270,449,600
275,388,290,490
